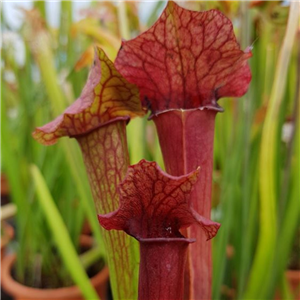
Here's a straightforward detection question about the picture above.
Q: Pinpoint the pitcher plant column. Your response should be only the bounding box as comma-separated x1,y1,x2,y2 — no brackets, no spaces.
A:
33,47,144,300
115,2,252,298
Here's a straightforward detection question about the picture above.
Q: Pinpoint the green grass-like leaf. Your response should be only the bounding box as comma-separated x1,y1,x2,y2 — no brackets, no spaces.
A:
30,164,100,300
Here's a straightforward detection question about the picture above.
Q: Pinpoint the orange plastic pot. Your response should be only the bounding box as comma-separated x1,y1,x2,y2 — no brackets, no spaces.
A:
275,270,300,300
286,270,300,300
1,255,109,300
1,236,109,300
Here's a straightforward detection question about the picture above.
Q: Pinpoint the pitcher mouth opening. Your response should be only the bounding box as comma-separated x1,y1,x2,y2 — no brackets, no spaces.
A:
148,105,224,120
69,116,130,139
137,237,196,244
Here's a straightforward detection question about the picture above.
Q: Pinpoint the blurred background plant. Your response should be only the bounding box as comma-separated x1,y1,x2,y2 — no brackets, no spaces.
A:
1,1,299,300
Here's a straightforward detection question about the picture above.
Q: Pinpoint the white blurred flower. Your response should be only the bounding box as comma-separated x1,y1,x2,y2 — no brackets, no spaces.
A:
2,31,26,67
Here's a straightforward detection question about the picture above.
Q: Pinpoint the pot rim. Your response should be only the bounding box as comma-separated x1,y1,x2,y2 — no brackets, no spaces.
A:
1,254,109,299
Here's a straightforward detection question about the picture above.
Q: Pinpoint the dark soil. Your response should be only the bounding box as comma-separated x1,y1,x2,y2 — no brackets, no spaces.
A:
1,289,13,300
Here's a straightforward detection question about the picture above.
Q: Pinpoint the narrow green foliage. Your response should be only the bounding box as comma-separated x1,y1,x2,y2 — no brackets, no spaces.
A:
244,4,299,298
1,2,299,299
30,164,99,300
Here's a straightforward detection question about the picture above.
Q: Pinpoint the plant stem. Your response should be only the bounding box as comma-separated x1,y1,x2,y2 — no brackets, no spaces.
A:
138,238,192,300
33,1,46,20
238,2,253,297
117,1,130,40
80,245,103,270
30,164,99,300
279,32,300,220
153,108,219,299
77,121,139,300
243,3,299,298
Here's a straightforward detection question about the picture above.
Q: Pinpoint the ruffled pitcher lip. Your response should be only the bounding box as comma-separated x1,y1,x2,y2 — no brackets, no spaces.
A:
98,160,221,241
115,1,252,117
32,47,144,146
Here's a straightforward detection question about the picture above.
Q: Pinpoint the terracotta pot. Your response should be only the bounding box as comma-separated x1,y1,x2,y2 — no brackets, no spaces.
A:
1,173,10,197
1,222,14,261
275,270,300,300
1,173,11,206
1,236,109,300
286,270,300,300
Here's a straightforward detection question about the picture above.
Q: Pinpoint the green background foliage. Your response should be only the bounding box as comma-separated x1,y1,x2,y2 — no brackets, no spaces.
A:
1,2,299,299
